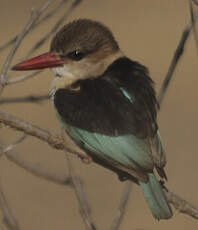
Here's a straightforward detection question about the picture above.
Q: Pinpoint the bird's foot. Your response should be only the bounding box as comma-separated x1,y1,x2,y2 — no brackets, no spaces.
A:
159,180,168,191
118,173,128,182
81,155,93,164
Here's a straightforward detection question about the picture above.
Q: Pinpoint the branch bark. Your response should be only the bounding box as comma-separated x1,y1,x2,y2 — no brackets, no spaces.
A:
0,94,49,105
165,190,198,219
0,110,89,161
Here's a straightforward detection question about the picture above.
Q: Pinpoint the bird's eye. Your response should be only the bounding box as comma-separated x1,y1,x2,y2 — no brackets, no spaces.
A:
67,50,85,61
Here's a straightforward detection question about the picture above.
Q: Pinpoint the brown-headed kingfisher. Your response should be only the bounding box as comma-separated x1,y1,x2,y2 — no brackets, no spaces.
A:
12,19,172,220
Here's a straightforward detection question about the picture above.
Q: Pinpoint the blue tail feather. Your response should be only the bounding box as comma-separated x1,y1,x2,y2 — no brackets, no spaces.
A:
139,173,172,220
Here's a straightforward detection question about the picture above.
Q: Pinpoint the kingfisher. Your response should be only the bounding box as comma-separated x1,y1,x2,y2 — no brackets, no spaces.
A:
12,19,172,220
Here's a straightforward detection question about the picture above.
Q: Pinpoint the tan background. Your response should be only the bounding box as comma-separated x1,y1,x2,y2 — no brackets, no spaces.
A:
0,0,198,229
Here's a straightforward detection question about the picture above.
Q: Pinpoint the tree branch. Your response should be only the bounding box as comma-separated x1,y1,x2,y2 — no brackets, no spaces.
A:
1,110,198,221
0,110,89,161
0,95,49,105
165,190,198,219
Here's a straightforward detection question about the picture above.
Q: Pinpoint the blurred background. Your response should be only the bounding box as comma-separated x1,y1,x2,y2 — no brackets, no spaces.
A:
0,0,198,229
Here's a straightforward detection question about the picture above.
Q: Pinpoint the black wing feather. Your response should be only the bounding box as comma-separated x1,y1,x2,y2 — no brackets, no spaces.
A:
54,57,158,139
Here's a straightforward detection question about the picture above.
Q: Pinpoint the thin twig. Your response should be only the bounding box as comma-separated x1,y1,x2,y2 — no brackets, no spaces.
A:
0,135,26,157
0,142,72,186
0,0,67,52
110,182,132,230
65,154,97,230
23,0,83,60
0,110,89,161
0,95,49,105
192,0,198,5
190,0,198,55
0,180,21,230
157,21,194,104
7,70,43,85
0,0,54,94
0,9,41,95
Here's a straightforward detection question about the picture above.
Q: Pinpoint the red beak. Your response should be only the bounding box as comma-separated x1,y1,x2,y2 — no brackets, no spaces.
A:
12,52,65,71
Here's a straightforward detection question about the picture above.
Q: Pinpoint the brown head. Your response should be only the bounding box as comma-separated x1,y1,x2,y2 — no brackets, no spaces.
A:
12,19,123,90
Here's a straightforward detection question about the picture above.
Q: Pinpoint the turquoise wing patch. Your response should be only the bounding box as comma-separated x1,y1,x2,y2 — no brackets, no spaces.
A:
66,125,154,171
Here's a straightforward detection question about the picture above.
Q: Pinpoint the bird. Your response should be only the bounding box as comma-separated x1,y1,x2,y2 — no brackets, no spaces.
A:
12,19,172,220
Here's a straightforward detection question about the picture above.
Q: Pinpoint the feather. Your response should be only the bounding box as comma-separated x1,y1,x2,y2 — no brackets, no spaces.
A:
139,173,172,219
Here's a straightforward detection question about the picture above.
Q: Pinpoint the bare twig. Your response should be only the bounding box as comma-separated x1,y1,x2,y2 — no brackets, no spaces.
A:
0,111,89,161
0,0,55,95
0,180,21,230
157,23,192,104
0,138,72,186
1,138,95,228
165,190,198,219
0,135,26,157
23,0,83,60
65,154,96,230
2,153,71,187
0,9,40,95
192,0,198,5
0,0,67,52
0,94,49,105
7,70,43,85
110,182,132,230
190,0,198,55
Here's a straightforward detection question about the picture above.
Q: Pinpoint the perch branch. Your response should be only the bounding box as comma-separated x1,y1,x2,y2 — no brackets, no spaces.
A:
165,190,198,219
1,111,198,220
0,111,89,161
